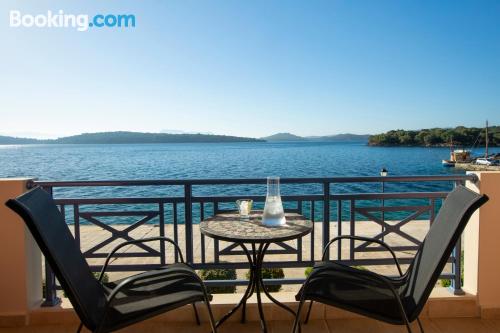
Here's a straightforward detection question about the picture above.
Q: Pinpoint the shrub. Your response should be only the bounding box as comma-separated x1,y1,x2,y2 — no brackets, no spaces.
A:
440,251,464,288
352,265,367,271
305,265,365,278
94,272,109,283
199,268,237,294
440,275,464,288
440,279,452,288
247,268,284,292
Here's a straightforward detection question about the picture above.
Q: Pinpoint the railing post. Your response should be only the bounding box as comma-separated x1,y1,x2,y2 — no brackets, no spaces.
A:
184,184,194,264
381,180,385,242
450,238,464,295
41,186,61,307
323,182,330,260
214,202,220,263
448,179,465,295
350,200,355,260
159,202,166,265
200,202,206,263
42,261,61,306
337,200,342,260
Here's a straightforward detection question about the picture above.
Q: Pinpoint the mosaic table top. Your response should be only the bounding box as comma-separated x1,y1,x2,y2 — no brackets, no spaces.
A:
200,212,312,243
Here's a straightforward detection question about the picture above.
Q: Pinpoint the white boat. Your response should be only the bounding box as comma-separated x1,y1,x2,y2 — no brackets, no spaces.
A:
442,120,492,167
442,149,471,167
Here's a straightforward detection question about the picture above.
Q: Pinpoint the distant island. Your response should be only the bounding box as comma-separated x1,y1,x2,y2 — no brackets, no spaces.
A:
368,126,499,147
14,128,496,147
0,135,39,145
309,133,372,142
0,131,264,145
261,132,370,142
0,131,372,145
261,133,306,141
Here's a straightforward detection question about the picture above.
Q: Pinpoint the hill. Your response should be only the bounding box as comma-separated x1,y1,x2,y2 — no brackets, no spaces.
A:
54,132,264,144
262,132,370,142
261,133,306,141
0,131,264,145
308,133,370,142
368,126,499,147
0,135,39,145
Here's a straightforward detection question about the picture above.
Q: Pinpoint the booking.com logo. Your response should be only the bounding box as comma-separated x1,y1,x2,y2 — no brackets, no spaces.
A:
9,10,136,32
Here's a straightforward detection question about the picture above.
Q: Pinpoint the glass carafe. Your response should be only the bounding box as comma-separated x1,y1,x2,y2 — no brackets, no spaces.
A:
262,176,286,226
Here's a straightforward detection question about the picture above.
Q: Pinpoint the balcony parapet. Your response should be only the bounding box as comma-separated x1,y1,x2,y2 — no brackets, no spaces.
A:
464,171,500,318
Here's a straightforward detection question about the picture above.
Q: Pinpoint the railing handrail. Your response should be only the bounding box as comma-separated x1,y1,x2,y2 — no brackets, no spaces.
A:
30,174,477,188
49,192,450,205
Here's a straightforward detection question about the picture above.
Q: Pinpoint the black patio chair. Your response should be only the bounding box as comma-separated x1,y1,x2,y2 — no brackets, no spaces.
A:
292,185,488,333
6,187,217,333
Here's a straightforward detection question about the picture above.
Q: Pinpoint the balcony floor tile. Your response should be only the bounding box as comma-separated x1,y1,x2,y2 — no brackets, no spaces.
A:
1,318,499,333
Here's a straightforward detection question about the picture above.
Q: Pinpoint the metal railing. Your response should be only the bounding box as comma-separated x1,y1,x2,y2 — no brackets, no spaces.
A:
29,174,476,306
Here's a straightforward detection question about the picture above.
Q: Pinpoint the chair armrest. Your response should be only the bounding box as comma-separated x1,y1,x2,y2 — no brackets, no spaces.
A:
322,235,403,276
98,236,185,282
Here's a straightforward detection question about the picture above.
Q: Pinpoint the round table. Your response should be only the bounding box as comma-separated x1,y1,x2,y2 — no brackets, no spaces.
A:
200,212,312,333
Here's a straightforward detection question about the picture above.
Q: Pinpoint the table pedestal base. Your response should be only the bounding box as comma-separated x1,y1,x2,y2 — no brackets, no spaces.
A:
215,243,298,333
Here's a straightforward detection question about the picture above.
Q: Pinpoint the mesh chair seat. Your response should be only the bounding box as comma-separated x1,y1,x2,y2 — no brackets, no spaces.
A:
296,261,408,324
101,263,211,331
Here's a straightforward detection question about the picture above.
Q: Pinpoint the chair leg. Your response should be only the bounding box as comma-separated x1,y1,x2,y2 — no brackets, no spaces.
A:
291,296,306,333
304,301,313,324
192,303,201,325
204,298,218,333
416,317,424,333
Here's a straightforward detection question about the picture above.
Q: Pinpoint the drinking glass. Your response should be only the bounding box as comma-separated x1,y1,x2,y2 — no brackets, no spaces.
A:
236,199,253,220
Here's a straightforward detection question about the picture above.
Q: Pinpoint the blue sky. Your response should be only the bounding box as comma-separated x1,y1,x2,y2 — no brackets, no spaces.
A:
1,1,499,138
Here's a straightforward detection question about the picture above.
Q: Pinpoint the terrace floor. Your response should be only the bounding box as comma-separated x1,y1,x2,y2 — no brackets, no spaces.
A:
1,289,489,333
2,318,499,333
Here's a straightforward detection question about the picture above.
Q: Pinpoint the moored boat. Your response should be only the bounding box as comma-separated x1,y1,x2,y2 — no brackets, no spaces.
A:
442,120,499,170
442,148,471,167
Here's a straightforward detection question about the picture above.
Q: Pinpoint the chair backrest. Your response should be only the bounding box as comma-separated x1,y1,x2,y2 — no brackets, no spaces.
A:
6,187,106,330
404,185,488,321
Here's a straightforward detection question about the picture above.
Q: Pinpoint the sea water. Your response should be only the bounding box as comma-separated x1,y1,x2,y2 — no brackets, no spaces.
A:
1,142,498,224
